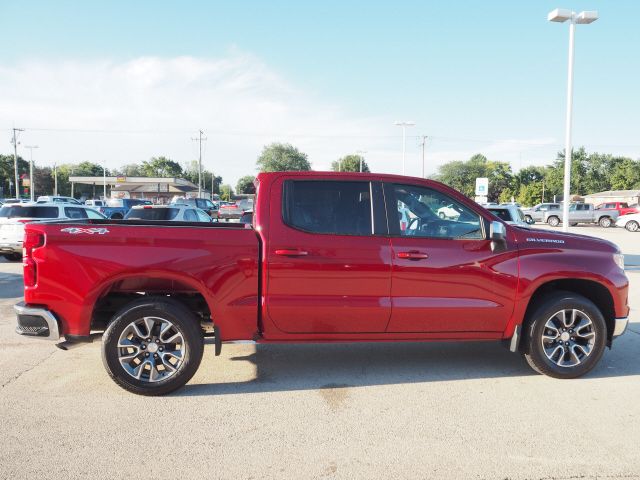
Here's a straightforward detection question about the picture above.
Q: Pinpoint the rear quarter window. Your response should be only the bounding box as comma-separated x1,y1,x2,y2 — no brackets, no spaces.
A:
125,208,180,220
0,206,59,218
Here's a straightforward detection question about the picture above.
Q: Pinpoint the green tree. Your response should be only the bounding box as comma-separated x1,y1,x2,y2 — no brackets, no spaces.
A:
236,175,256,194
256,143,311,172
141,156,183,177
33,166,55,197
331,154,370,173
517,182,545,207
609,158,640,190
0,154,29,198
118,163,143,176
220,184,235,201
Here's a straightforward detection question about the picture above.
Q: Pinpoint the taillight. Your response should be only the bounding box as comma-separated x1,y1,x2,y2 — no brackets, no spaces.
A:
23,230,44,287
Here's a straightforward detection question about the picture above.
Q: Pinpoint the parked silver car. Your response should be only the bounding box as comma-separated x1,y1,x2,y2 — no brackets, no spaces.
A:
543,203,618,228
521,203,561,224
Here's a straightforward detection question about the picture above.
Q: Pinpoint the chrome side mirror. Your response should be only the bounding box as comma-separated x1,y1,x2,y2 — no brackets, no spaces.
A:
490,221,507,252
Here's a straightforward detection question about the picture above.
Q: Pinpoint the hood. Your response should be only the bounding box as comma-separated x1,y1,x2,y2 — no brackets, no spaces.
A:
512,226,620,253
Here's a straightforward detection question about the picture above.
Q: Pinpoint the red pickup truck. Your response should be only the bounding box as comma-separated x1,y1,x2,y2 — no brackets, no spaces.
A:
15,172,630,395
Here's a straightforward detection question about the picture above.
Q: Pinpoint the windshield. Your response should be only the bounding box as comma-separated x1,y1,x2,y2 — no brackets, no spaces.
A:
0,206,58,219
125,208,180,220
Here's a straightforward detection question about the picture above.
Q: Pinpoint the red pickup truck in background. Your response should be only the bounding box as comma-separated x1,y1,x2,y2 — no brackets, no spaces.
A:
15,172,630,395
596,201,640,217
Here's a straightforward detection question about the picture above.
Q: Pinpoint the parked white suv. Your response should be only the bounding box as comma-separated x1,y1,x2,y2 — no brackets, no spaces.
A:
0,203,106,261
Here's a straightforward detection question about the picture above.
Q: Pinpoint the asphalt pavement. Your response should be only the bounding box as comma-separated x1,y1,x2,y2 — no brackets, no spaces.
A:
0,225,639,479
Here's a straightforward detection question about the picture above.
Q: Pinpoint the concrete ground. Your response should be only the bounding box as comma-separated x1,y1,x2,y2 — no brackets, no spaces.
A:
0,225,639,480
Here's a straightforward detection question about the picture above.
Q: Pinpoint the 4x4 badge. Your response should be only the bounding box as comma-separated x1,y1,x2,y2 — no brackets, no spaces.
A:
61,227,109,235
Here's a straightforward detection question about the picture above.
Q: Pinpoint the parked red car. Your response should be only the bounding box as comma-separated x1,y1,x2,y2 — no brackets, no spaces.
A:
15,172,630,395
596,201,640,217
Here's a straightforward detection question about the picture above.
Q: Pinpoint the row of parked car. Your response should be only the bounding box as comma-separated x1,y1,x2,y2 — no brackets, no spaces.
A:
521,201,640,231
0,195,255,261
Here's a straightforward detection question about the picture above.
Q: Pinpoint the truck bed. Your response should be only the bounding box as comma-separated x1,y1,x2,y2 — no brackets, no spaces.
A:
24,219,260,340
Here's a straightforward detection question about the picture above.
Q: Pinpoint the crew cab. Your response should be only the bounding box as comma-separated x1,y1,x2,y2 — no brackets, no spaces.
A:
15,172,630,395
596,201,640,217
544,203,619,228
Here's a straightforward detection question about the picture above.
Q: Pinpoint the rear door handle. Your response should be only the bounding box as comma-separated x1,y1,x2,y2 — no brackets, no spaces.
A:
396,251,429,260
275,249,309,257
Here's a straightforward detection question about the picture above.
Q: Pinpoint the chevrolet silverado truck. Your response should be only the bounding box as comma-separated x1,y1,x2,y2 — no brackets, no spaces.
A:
543,203,619,228
15,172,630,395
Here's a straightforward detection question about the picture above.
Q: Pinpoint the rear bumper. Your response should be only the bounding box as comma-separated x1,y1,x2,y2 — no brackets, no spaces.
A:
0,241,21,254
613,317,629,338
14,302,61,340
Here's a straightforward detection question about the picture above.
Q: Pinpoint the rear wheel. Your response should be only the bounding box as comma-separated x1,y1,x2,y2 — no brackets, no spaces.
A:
547,216,560,227
598,216,612,228
522,292,606,378
625,220,639,232
101,297,204,396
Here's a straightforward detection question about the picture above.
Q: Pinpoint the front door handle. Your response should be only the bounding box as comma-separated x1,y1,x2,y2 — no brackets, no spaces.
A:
396,251,429,260
275,249,309,257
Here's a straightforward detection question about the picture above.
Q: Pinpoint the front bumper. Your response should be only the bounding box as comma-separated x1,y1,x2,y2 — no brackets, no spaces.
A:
14,302,61,340
613,317,629,337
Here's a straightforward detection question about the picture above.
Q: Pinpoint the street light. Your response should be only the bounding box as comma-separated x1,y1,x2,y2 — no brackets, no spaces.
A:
394,121,415,175
548,8,598,232
356,150,367,173
24,145,39,202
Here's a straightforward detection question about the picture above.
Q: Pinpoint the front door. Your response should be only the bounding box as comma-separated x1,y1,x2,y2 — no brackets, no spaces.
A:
384,182,517,333
265,178,392,334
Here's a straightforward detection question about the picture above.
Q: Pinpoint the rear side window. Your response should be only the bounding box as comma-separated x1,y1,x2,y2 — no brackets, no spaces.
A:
283,180,372,236
64,207,88,219
0,206,58,218
125,208,180,220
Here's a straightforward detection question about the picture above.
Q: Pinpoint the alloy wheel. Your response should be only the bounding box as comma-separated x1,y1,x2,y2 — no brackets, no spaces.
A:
540,309,595,367
117,316,186,382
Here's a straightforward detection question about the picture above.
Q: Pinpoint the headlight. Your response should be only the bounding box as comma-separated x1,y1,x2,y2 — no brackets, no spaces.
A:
613,253,625,269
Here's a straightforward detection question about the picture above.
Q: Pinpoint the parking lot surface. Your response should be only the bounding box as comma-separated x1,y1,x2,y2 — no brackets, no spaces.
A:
1,225,639,479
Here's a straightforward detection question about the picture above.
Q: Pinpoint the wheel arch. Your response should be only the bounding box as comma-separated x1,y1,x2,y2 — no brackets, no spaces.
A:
517,278,615,351
89,272,214,332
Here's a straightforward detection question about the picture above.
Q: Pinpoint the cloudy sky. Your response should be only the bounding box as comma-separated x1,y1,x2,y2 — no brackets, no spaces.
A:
1,1,639,186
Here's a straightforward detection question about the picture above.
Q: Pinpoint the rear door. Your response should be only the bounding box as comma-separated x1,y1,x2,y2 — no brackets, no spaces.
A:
264,177,392,333
384,182,516,333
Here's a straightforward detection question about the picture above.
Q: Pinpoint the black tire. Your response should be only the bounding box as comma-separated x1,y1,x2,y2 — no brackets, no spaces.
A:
524,215,534,224
598,216,612,228
101,296,204,396
522,291,607,379
3,253,22,262
625,220,639,232
547,216,560,227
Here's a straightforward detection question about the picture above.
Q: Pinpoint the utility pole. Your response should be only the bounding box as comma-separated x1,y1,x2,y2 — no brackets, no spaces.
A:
11,127,24,199
24,145,39,201
419,136,428,178
191,130,207,197
53,164,58,196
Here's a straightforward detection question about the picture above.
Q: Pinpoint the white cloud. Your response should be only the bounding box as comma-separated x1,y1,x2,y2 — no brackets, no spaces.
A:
0,53,559,185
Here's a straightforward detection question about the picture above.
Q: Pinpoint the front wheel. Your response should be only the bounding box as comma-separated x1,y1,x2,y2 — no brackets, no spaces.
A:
625,220,639,232
547,216,560,227
524,215,534,224
522,292,606,379
598,216,612,228
102,297,204,395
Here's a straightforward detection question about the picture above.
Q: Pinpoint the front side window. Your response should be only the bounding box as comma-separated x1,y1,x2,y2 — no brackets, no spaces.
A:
283,180,372,236
86,209,105,219
391,184,483,239
195,210,211,222
183,209,198,222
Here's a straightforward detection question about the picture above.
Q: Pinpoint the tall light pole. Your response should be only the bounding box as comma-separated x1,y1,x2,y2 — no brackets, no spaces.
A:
419,136,428,178
191,130,206,197
548,8,598,232
394,121,415,175
356,150,367,173
103,161,107,199
24,145,39,202
11,127,24,199
53,163,58,196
